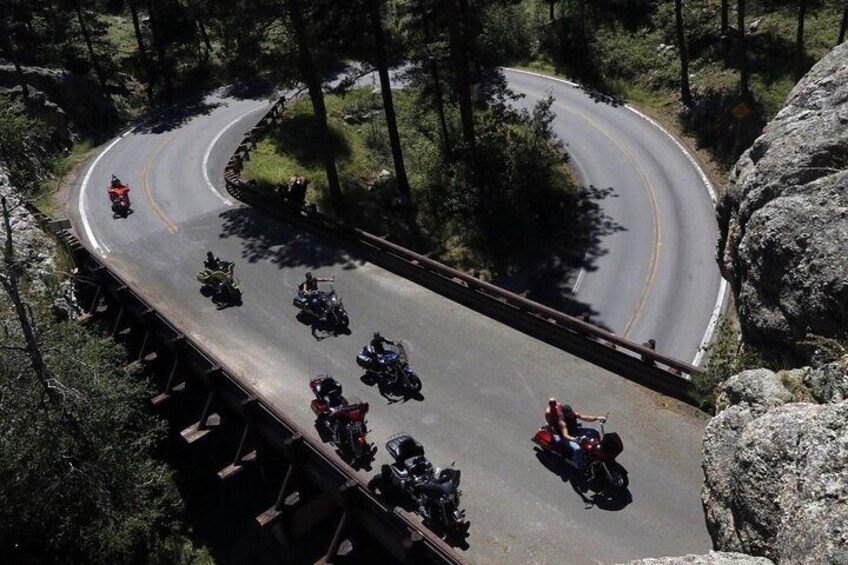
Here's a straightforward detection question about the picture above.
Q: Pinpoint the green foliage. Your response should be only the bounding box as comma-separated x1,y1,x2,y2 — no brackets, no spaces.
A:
0,297,204,564
0,95,54,195
245,83,579,279
693,316,769,411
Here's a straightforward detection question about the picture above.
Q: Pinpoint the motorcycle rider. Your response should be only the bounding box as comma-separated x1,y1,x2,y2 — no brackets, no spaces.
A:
204,251,222,272
108,174,131,207
300,272,332,319
370,332,395,356
545,398,606,469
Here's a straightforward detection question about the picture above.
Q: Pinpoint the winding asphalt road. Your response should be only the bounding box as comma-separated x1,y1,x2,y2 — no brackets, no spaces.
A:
70,73,718,564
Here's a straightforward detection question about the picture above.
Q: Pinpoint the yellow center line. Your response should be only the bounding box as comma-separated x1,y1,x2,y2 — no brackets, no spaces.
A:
520,87,662,339
141,132,179,234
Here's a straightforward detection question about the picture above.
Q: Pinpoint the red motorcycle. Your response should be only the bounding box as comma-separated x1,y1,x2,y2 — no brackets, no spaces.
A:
309,376,373,462
108,177,132,218
532,415,628,491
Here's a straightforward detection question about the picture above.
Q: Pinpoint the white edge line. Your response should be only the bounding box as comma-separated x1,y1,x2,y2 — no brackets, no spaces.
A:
78,128,133,255
505,67,729,367
203,102,273,206
202,116,246,206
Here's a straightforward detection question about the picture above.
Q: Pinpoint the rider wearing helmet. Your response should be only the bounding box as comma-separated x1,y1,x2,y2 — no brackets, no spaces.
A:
370,331,395,355
108,174,131,207
204,251,222,272
300,272,332,319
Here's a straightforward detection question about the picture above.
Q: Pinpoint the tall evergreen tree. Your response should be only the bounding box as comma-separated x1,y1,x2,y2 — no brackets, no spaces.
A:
367,0,413,210
674,0,692,105
838,3,847,45
287,0,344,214
445,0,475,150
0,1,29,99
795,0,808,81
737,0,752,103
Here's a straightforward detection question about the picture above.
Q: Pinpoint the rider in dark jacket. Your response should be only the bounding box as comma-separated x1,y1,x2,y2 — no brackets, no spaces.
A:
371,332,395,356
300,272,332,319
204,251,222,272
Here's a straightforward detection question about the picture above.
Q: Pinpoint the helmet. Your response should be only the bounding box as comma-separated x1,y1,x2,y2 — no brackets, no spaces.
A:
548,397,557,406
305,272,314,281
373,331,381,339
206,251,214,260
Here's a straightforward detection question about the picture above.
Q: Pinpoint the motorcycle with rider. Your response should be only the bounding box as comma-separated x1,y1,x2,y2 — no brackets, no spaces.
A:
197,251,241,305
293,272,350,329
356,332,422,393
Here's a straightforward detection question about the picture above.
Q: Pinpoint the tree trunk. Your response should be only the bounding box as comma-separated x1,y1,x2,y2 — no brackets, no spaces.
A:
367,0,413,208
146,0,171,98
0,3,28,99
838,4,847,45
549,0,555,21
1,198,51,400
721,0,729,34
675,0,692,105
418,0,452,159
737,0,752,103
795,0,807,81
74,0,109,96
288,0,344,214
128,0,154,100
197,18,212,61
445,0,474,150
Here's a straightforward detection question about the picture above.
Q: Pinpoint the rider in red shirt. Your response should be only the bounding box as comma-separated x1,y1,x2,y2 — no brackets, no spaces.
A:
545,397,606,449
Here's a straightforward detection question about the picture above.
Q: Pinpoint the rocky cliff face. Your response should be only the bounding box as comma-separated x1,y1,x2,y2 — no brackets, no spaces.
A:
700,364,848,564
717,43,848,359
0,165,78,317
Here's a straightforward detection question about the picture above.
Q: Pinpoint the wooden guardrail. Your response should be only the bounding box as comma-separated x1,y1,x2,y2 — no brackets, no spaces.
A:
46,226,465,565
223,88,702,401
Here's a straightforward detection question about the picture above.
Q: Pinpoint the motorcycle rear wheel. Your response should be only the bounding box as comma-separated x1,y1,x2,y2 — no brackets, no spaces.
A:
603,462,629,490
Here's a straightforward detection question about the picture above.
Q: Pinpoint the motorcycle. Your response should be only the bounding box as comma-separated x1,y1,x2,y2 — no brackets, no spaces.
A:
293,282,350,329
108,184,132,218
532,414,628,492
379,433,466,536
309,376,372,461
197,261,241,304
356,341,422,393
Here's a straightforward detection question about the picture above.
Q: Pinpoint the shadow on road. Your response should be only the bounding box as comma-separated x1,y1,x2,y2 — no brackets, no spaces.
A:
509,183,625,330
135,97,223,134
359,372,425,404
218,207,364,271
533,449,633,511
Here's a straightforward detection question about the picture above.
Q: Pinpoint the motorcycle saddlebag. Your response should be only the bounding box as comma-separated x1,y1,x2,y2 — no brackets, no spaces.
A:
601,432,624,457
293,295,308,309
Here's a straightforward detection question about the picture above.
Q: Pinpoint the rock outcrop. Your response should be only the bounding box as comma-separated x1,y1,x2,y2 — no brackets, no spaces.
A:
0,65,117,137
716,43,848,358
700,364,848,564
621,551,773,564
0,165,79,318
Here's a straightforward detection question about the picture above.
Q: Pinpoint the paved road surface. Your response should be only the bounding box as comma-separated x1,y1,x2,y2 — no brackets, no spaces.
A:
70,78,714,563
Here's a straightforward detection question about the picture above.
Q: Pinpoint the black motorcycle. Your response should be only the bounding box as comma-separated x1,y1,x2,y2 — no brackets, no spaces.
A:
293,282,350,329
356,341,422,393
378,433,466,536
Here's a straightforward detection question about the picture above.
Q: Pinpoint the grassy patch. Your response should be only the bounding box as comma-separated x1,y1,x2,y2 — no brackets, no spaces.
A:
35,140,95,217
244,87,580,285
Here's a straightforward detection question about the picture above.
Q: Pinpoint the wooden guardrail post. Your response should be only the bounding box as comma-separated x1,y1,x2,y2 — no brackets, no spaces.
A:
256,433,303,528
180,367,222,443
218,396,259,480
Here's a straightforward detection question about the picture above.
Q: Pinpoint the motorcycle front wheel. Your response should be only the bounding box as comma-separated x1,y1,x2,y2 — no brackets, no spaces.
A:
405,373,422,393
338,312,350,329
